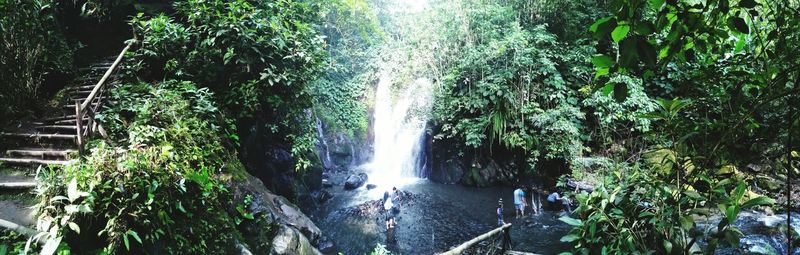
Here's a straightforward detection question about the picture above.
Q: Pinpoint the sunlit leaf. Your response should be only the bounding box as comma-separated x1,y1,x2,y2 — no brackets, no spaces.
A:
611,25,631,43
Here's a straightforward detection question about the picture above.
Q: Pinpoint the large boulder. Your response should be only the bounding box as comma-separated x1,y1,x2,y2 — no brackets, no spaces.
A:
225,170,324,252
429,158,465,184
344,173,368,190
270,225,322,255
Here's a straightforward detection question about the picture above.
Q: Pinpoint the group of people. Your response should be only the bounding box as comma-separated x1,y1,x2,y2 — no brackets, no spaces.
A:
497,185,573,226
383,187,400,229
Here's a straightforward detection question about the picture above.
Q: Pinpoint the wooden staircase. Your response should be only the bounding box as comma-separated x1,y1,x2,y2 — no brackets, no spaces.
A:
0,43,131,239
0,44,130,169
0,61,114,167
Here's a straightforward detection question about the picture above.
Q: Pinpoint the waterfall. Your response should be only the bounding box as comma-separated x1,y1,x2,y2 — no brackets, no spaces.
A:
365,71,433,188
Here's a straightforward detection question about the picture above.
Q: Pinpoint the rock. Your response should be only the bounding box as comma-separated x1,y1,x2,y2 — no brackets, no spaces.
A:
430,158,465,184
317,238,337,254
322,179,333,188
566,178,595,193
366,184,377,190
344,173,368,190
270,225,322,255
226,171,324,251
311,190,333,203
236,241,254,255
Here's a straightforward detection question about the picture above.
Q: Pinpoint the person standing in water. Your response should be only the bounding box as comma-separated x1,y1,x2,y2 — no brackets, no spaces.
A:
513,186,526,218
496,198,505,226
383,190,395,229
383,187,400,229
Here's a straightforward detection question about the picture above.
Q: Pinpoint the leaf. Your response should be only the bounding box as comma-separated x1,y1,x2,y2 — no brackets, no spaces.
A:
67,222,80,234
741,196,775,209
40,236,62,255
589,17,614,33
636,21,656,35
614,83,628,102
649,0,665,9
123,234,130,250
663,239,673,254
611,25,631,43
728,17,749,34
636,37,657,68
602,83,614,96
738,0,757,8
67,178,78,202
680,215,695,230
560,234,580,242
592,55,614,68
127,230,143,244
559,216,583,226
639,211,656,218
618,37,638,68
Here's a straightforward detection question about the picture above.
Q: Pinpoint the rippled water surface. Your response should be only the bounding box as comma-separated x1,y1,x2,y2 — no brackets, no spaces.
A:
307,180,573,254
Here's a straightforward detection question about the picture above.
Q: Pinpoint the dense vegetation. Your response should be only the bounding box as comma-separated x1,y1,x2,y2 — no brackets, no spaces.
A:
0,0,797,254
34,81,244,253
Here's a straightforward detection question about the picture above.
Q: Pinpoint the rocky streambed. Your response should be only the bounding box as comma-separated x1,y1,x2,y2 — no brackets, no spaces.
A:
305,175,574,254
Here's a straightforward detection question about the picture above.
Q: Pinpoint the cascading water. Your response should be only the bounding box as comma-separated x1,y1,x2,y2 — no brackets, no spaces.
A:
364,71,433,189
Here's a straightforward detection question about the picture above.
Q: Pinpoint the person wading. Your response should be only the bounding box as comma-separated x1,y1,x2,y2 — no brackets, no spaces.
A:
513,186,526,218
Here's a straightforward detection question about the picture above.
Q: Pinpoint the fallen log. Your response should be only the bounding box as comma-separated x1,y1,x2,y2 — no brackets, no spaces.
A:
0,218,45,244
439,223,512,255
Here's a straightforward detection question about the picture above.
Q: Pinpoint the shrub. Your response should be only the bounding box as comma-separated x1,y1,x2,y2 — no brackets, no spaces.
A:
31,80,244,254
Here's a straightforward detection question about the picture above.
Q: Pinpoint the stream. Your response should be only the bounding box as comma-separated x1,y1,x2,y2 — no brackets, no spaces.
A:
307,179,573,254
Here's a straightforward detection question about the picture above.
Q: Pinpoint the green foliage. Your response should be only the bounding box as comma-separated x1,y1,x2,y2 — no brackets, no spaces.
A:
310,0,382,137
33,81,243,254
0,0,74,121
0,229,35,255
130,0,328,170
561,162,773,254
588,0,800,166
432,0,597,171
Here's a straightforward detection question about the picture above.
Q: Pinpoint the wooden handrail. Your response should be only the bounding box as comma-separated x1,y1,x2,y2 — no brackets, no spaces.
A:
439,223,513,255
80,43,131,111
75,43,132,156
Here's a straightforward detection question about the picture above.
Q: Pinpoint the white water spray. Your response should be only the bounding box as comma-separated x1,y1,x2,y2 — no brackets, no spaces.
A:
364,71,433,189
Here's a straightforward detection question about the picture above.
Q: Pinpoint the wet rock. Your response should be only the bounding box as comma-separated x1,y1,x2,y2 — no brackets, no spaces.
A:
235,241,254,255
322,179,333,188
270,225,322,255
311,190,333,203
317,238,337,254
430,158,464,184
366,184,377,190
341,190,416,217
344,173,368,190
566,178,595,193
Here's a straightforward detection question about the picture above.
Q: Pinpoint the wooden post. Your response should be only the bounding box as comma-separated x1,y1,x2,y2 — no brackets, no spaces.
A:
75,101,83,156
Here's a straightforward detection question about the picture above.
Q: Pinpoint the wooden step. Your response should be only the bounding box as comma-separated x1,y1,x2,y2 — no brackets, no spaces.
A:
62,103,101,109
34,125,77,131
54,118,88,125
0,181,36,189
68,85,97,90
0,158,73,166
6,149,76,157
44,115,77,122
0,132,77,140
